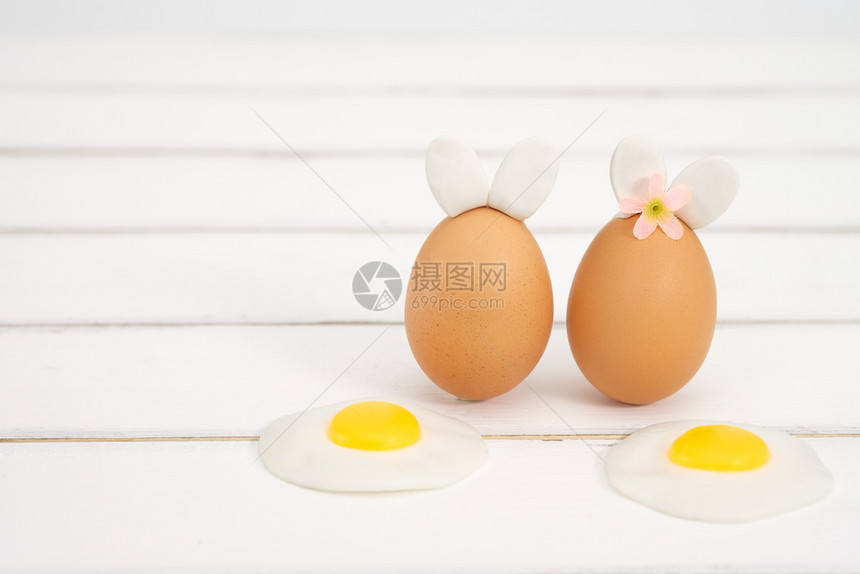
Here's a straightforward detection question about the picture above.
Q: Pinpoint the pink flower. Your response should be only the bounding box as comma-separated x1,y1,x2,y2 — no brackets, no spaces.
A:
619,173,692,240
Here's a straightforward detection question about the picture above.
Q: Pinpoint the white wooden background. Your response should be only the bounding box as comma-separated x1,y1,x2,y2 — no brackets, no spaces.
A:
1,14,860,574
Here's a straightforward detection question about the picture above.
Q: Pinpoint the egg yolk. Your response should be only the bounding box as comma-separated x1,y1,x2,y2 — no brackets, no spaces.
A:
328,401,421,451
668,424,770,471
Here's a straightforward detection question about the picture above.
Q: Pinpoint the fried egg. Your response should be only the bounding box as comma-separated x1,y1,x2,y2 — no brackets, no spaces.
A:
605,421,832,522
259,399,487,492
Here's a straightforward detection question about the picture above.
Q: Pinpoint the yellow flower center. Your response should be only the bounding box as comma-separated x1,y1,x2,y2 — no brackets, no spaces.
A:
644,198,665,220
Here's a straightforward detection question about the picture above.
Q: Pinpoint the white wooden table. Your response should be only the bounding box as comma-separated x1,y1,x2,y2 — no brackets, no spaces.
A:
1,34,859,572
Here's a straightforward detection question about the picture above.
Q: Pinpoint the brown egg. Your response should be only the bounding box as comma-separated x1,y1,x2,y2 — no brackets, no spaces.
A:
566,217,717,404
405,207,553,400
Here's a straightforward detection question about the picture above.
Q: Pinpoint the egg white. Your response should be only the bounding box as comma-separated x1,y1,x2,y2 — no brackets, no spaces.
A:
259,399,487,492
605,421,833,523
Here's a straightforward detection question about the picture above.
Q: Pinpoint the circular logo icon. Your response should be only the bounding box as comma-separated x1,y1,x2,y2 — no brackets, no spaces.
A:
352,261,402,311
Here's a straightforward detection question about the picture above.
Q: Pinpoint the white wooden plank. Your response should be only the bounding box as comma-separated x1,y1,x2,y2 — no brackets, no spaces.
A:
0,438,857,573
1,324,857,437
1,37,858,90
2,155,858,230
1,94,858,152
0,232,855,324
4,1,860,39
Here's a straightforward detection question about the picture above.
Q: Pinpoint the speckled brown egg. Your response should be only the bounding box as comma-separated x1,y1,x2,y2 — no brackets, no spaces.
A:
566,216,717,404
405,206,553,400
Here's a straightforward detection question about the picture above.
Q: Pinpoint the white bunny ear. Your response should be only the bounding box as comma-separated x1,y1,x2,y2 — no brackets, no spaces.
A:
425,136,489,218
671,157,740,229
610,134,666,204
488,136,559,221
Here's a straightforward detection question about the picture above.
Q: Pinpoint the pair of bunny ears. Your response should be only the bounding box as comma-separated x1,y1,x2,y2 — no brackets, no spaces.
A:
611,134,740,229
426,136,560,221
